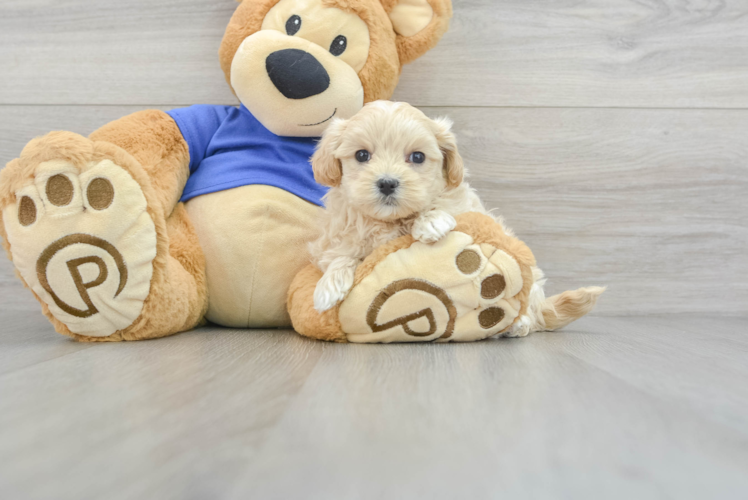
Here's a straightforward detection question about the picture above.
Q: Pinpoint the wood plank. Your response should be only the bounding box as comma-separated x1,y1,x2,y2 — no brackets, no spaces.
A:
0,105,169,160
229,319,748,499
0,310,95,376
436,106,748,316
396,0,748,108
0,327,325,500
1,317,747,499
1,104,746,316
2,0,748,108
0,0,237,106
547,316,748,434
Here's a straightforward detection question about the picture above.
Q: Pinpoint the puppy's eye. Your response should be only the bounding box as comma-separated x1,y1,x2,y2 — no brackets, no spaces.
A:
355,150,371,163
330,35,347,56
286,15,302,36
408,152,426,164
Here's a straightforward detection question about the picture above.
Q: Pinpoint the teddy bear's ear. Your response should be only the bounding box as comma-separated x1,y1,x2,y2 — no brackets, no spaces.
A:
383,0,452,65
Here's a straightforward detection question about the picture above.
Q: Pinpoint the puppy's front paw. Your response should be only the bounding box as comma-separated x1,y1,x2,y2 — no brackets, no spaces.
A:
314,265,357,312
412,210,457,244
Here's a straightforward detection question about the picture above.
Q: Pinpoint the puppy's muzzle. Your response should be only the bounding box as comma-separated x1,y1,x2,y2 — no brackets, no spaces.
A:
266,49,330,99
377,178,400,197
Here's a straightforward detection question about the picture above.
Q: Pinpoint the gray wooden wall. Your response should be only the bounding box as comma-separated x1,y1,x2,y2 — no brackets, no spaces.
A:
1,0,747,316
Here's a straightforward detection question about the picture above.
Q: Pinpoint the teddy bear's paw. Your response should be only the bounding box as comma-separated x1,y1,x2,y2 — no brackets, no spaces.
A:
338,231,526,343
2,158,157,337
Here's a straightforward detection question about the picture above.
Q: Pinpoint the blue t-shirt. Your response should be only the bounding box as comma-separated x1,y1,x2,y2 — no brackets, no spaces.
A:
166,105,327,205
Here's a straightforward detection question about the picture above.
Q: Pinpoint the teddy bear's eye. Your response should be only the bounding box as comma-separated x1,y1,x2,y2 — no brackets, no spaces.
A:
286,15,302,36
330,35,347,56
355,150,371,163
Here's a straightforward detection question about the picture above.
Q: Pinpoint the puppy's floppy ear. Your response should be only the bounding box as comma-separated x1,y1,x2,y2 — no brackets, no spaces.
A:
382,0,453,65
312,118,347,187
433,117,464,188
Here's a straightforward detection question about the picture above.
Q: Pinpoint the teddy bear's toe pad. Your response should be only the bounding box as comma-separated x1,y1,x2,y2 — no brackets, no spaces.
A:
338,231,524,343
2,159,157,337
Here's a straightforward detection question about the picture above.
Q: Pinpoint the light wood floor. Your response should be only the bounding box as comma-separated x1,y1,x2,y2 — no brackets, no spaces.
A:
1,312,747,499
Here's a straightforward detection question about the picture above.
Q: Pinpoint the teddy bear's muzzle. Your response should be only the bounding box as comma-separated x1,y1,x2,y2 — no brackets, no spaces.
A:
231,30,364,137
266,48,331,100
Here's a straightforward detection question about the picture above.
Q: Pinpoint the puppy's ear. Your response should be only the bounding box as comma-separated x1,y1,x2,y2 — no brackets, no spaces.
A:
433,117,464,188
384,0,453,65
312,118,347,187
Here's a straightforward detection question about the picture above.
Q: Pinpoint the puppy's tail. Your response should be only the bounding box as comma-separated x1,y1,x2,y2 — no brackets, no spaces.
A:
540,286,606,331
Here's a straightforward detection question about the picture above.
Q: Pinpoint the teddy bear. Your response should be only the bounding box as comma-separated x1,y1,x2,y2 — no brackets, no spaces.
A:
0,0,457,341
0,0,601,343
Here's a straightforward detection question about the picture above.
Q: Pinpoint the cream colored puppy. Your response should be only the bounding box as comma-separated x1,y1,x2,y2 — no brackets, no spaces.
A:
310,100,484,311
309,100,596,335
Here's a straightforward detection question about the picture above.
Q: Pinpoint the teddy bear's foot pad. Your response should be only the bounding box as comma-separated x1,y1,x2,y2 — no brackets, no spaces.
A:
339,231,524,343
2,159,157,337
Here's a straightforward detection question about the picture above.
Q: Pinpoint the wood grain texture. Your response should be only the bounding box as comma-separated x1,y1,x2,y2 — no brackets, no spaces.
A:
2,0,748,107
0,317,747,499
396,0,748,108
441,106,748,315
1,105,745,315
0,322,326,500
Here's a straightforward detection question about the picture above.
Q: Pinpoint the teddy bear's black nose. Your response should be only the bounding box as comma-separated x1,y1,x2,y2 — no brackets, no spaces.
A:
266,49,330,100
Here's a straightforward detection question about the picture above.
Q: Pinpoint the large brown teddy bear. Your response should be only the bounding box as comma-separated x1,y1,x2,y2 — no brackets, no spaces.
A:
0,0,457,341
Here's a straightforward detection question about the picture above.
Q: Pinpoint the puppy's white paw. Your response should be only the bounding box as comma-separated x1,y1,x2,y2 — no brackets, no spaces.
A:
412,210,457,244
314,265,357,312
506,315,532,338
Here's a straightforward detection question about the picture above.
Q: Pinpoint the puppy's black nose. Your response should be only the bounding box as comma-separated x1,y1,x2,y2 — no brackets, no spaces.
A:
377,178,400,196
266,49,330,100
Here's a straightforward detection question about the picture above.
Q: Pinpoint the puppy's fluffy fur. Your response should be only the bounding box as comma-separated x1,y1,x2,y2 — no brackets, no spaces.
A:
310,101,603,336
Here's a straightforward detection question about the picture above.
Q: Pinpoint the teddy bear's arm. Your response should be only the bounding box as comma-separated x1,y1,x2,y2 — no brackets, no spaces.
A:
89,105,235,215
89,109,191,216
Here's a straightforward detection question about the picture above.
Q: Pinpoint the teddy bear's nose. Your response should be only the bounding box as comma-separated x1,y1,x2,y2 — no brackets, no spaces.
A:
265,49,331,100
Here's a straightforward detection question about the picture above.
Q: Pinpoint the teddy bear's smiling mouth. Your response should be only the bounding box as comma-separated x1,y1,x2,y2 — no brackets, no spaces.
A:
299,108,337,127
